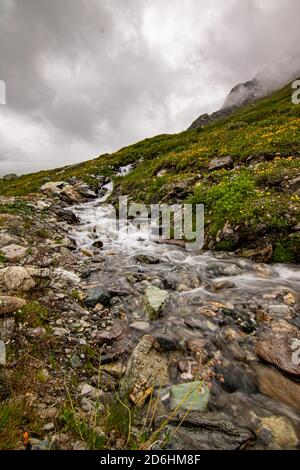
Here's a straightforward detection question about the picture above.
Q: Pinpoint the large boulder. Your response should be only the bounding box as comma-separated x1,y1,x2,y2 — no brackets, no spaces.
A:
73,183,97,199
50,207,79,224
84,287,112,308
0,266,35,292
254,365,300,412
0,295,27,316
164,412,253,450
60,186,81,204
260,416,298,449
127,335,169,385
255,320,300,377
144,286,169,320
208,156,233,171
40,181,66,194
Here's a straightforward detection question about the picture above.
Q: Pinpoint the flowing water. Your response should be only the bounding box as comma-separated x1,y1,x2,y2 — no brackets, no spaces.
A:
70,169,300,447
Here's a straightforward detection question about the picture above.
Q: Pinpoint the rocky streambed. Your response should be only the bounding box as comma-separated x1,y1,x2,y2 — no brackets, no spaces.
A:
0,172,300,450
68,183,300,450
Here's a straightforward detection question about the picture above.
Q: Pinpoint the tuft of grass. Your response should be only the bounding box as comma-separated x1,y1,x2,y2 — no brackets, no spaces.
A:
16,301,49,327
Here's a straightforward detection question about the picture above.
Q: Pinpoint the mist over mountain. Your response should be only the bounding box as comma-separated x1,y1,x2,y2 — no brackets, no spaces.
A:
189,56,300,129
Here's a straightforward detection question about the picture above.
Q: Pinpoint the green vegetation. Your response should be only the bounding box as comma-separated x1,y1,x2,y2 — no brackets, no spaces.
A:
0,80,299,261
16,301,49,327
0,398,40,449
0,200,34,215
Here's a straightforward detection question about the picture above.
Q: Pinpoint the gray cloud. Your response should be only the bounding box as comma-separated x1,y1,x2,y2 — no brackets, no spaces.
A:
0,0,299,175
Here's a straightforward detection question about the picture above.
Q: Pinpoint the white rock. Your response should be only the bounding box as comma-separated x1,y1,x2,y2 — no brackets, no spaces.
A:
36,200,51,210
40,181,66,194
53,268,81,285
1,244,27,262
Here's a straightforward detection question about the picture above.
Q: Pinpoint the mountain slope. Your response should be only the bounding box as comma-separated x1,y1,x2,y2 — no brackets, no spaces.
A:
1,80,300,262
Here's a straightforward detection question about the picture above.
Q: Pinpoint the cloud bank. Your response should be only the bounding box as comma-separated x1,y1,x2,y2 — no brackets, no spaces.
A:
0,0,299,175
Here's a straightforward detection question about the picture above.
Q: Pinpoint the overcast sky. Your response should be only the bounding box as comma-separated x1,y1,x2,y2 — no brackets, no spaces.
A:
0,0,299,176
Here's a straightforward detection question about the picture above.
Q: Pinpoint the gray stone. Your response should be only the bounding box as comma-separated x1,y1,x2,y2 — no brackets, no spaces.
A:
84,287,112,308
208,156,233,171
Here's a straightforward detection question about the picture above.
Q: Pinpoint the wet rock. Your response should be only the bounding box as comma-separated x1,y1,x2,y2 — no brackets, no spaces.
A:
84,287,112,308
268,304,294,318
255,321,300,377
162,273,178,290
0,266,35,291
126,335,169,388
208,155,233,171
165,412,254,450
254,365,300,412
1,244,27,262
170,381,210,412
129,321,150,332
186,337,208,354
73,183,97,199
213,280,235,290
153,333,179,351
60,186,81,204
206,262,242,278
94,320,124,345
0,295,27,315
217,361,258,394
135,254,160,264
283,291,296,306
221,306,256,333
92,240,103,249
144,286,169,320
260,416,298,449
51,206,79,224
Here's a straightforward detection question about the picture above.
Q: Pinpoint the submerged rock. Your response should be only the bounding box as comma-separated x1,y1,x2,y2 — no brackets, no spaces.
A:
254,365,300,412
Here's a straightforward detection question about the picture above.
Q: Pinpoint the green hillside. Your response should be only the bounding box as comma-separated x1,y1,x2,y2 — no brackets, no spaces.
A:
1,81,300,262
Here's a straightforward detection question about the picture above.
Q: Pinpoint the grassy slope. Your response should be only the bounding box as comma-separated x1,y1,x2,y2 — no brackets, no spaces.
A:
1,81,300,261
